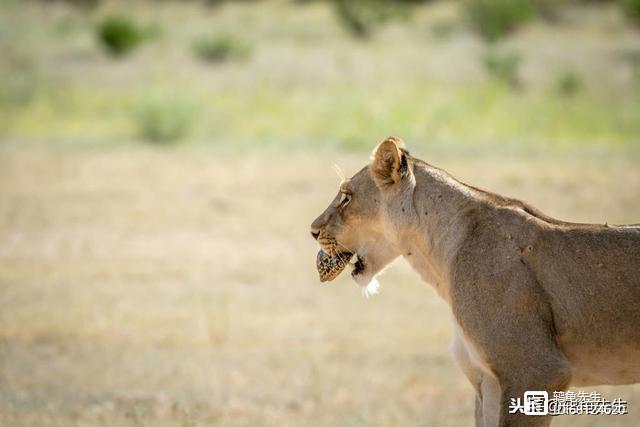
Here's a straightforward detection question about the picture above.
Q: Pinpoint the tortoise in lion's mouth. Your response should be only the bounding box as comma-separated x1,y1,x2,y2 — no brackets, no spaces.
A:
315,249,352,282
315,250,366,282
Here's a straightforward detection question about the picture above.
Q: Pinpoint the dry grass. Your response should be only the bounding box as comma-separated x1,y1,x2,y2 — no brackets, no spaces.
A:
0,144,639,426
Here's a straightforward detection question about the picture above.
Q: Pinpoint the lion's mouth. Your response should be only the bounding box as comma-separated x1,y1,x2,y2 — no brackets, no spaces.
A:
351,256,365,277
316,249,365,282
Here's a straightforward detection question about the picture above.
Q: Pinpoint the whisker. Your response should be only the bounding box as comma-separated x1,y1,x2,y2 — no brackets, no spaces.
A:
335,241,355,260
333,164,345,183
334,244,346,261
337,239,352,251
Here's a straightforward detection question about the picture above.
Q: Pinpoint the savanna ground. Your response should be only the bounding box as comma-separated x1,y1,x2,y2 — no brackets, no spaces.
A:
1,1,640,426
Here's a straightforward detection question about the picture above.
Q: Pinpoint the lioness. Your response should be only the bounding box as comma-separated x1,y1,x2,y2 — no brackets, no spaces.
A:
310,137,640,427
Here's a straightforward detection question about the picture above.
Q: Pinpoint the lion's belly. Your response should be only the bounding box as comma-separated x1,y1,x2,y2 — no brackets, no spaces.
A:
553,296,640,386
533,228,640,385
559,339,640,386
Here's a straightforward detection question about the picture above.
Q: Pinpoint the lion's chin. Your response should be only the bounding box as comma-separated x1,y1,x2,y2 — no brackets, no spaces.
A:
350,255,382,297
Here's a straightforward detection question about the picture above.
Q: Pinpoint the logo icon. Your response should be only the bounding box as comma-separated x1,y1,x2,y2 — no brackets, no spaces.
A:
524,391,549,415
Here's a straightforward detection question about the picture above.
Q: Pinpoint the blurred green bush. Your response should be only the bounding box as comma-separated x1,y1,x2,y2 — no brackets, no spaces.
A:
464,0,535,42
555,70,583,96
534,0,568,22
97,16,147,57
333,0,409,38
192,33,251,63
133,98,198,144
45,0,99,9
483,49,521,88
623,0,640,24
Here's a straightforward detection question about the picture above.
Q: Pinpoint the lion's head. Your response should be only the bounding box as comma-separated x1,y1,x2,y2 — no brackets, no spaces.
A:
310,137,417,295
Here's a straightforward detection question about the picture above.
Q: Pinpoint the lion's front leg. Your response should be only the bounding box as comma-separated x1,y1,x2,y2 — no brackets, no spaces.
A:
478,368,570,427
475,394,483,427
466,342,572,426
496,365,571,427
450,329,495,427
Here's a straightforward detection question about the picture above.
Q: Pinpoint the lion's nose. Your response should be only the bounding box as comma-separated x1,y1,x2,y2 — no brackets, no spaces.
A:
310,229,320,240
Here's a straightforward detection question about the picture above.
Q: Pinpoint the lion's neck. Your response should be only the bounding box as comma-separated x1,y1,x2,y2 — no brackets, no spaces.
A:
399,164,484,302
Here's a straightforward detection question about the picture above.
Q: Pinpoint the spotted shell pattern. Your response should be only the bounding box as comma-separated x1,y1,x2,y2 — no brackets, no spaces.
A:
316,250,353,282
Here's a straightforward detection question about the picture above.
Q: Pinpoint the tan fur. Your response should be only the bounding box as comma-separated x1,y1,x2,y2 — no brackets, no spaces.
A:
371,136,406,188
310,137,640,427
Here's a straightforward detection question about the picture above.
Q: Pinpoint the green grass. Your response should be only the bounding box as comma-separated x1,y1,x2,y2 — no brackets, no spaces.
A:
2,79,639,149
0,0,638,151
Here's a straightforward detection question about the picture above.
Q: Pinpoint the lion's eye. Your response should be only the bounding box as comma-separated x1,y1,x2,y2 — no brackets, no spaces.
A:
339,192,351,208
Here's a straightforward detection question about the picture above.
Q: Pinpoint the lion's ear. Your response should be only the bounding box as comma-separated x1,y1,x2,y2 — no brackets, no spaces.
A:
371,136,409,189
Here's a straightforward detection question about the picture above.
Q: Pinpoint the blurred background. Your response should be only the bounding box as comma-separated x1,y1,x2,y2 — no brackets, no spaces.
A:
0,0,639,426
